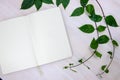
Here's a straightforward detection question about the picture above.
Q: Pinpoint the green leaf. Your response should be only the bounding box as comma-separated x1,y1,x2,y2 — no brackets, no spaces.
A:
112,40,119,47
78,59,83,63
71,7,84,16
79,24,95,33
107,51,112,56
69,63,74,66
56,0,70,9
80,0,89,7
86,66,90,69
56,0,62,6
97,25,106,32
105,15,119,27
86,4,95,15
101,65,109,73
42,0,53,4
89,14,102,22
107,51,113,59
35,0,42,10
95,51,102,58
21,0,34,9
97,35,109,44
62,0,70,9
101,65,107,70
90,38,98,49
64,66,68,69
105,69,109,73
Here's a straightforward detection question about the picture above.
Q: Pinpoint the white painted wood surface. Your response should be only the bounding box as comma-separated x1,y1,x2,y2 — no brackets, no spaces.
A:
0,0,120,80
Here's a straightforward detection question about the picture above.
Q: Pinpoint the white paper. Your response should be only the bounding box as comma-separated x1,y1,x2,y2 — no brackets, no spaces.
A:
0,17,36,74
0,7,72,74
30,8,72,65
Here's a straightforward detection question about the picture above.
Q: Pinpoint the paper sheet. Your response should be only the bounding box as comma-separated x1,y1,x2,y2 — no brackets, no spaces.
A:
0,7,72,74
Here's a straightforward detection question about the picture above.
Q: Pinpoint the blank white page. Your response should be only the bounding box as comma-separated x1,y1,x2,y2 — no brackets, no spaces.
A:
29,7,72,65
0,7,72,74
0,17,36,74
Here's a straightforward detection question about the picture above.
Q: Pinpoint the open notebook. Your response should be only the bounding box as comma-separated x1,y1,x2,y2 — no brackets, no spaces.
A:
0,7,72,74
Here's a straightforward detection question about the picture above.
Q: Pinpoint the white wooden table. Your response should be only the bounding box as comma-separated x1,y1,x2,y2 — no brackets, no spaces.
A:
0,0,120,80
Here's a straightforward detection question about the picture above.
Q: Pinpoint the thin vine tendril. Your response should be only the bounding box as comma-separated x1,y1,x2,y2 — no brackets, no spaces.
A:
65,0,118,78
95,0,116,77
68,19,100,70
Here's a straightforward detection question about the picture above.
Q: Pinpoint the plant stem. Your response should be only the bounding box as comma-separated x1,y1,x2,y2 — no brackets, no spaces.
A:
69,52,95,68
69,22,100,69
95,0,116,76
95,22,99,37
